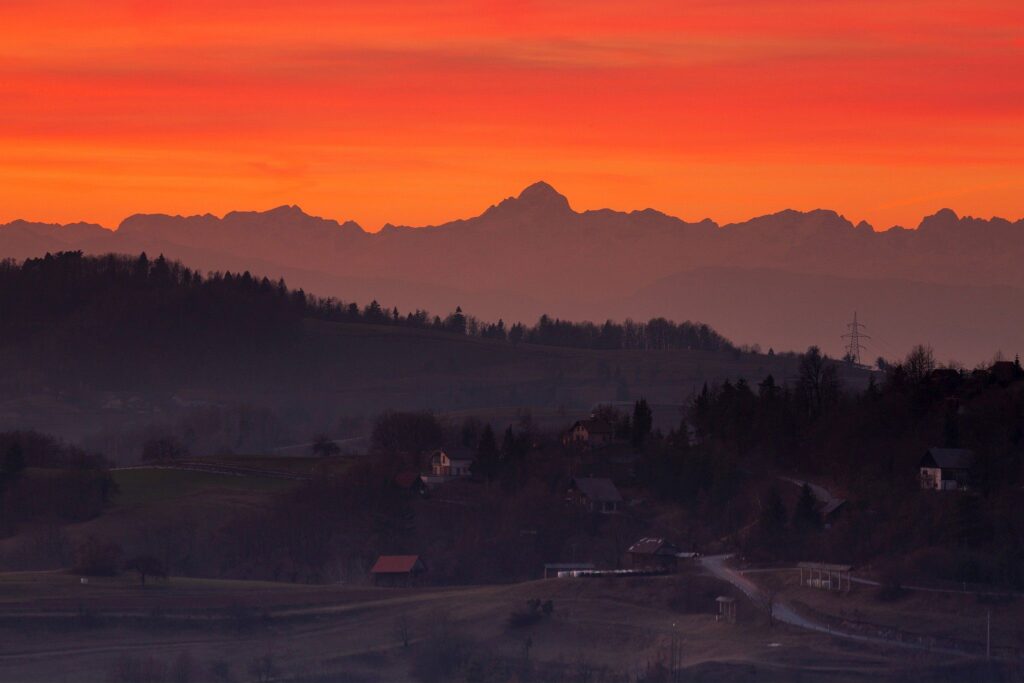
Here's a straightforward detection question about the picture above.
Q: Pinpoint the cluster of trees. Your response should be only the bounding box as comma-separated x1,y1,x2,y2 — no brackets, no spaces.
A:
584,400,654,450
506,315,734,352
635,345,1024,587
0,432,115,537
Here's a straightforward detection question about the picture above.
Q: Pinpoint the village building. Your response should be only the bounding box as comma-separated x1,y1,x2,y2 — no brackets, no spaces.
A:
625,537,695,571
990,360,1023,385
562,417,615,449
370,555,426,586
919,447,975,491
567,476,623,513
542,562,596,579
429,448,474,478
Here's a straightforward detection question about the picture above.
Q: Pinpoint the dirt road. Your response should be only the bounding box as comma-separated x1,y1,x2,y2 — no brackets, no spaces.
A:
700,555,974,657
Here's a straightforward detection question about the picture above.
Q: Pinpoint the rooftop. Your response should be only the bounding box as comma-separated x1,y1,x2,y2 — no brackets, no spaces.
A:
578,418,614,434
571,476,623,503
627,537,680,556
370,555,424,574
798,562,852,571
922,447,975,470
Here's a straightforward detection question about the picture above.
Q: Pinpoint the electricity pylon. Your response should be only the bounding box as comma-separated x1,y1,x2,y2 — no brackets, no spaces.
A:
842,311,870,365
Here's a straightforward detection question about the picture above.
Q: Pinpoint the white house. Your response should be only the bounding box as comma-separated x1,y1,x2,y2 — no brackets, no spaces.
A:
919,447,975,491
430,448,474,478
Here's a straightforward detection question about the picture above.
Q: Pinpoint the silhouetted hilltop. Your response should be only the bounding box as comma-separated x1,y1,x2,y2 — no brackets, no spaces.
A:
2,183,1022,363
482,180,574,220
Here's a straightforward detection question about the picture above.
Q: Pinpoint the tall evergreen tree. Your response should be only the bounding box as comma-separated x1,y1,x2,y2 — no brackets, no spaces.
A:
631,398,653,450
758,487,788,540
792,484,821,532
474,424,499,481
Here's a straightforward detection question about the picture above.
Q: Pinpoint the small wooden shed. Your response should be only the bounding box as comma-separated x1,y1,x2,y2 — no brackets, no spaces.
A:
370,555,426,587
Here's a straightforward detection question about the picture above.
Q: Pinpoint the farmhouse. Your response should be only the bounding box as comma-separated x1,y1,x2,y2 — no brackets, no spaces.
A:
430,448,474,478
567,476,623,513
370,555,426,586
919,447,975,491
625,537,694,571
562,417,615,449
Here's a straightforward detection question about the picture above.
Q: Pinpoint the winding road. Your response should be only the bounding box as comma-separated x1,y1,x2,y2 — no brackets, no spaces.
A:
700,554,977,657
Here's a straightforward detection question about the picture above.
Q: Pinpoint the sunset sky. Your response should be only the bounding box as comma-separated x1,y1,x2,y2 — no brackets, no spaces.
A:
2,0,1022,231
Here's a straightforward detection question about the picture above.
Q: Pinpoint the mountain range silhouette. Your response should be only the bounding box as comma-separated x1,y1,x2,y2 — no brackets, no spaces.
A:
3,182,1022,364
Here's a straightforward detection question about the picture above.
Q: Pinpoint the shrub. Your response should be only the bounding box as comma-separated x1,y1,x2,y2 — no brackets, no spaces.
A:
123,555,168,585
507,599,554,629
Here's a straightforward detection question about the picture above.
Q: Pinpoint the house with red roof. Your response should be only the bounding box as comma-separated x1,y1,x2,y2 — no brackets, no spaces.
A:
370,555,426,586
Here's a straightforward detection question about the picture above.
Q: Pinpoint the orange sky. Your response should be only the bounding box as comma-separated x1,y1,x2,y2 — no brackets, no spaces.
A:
1,0,1022,231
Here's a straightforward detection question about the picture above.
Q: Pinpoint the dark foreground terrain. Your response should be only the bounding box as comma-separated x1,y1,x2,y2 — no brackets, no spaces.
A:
1,567,1017,683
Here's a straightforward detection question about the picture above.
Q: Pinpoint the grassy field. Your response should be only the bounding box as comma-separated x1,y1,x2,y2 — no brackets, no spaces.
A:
111,468,297,506
193,454,355,477
0,569,967,683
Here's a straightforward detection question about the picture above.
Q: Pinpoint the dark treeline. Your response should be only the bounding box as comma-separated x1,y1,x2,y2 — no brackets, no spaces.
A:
506,314,732,352
0,431,115,538
0,251,733,360
635,345,1024,588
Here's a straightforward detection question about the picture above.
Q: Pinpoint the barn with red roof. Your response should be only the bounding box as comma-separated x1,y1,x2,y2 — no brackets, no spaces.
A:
370,555,426,586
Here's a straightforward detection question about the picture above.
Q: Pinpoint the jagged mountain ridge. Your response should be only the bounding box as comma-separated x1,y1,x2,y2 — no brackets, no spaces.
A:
2,181,1022,363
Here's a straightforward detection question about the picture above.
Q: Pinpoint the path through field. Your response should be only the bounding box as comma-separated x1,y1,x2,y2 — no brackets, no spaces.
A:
700,555,977,657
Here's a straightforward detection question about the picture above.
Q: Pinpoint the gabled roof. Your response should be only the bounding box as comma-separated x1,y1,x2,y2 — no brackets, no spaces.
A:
627,537,680,556
370,555,424,574
431,447,475,463
990,361,1021,382
571,477,623,503
544,563,596,571
921,447,975,470
797,562,852,571
574,418,614,434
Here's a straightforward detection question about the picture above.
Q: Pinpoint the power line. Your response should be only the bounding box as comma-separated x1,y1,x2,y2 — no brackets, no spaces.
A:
841,311,871,365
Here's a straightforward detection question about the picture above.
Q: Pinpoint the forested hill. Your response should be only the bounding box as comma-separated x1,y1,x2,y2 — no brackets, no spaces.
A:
0,251,820,442
2,251,734,362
